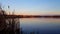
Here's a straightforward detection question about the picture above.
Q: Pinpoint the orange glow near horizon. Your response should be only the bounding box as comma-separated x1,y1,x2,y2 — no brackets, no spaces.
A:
5,10,60,15
15,11,60,15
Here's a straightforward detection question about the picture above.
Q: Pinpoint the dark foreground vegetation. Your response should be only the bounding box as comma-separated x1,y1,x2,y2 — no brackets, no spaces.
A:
0,6,21,34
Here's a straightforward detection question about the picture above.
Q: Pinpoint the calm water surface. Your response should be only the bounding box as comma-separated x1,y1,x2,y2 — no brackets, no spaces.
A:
20,18,60,34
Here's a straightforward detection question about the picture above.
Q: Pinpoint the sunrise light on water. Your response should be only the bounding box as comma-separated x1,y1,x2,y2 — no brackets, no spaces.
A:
0,0,60,34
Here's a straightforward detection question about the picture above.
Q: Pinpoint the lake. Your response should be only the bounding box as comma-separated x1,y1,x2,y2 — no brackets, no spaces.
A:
20,18,60,34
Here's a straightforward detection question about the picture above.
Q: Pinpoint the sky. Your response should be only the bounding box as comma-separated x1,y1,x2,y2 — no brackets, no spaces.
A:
0,0,60,15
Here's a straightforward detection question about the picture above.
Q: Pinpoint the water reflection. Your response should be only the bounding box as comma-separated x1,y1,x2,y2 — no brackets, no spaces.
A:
20,18,60,34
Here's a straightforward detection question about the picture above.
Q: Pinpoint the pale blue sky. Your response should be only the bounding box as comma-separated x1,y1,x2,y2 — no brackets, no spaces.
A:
0,0,60,15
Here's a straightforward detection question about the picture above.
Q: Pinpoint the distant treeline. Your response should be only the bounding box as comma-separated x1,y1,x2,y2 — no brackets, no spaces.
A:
0,15,60,18
20,15,60,18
